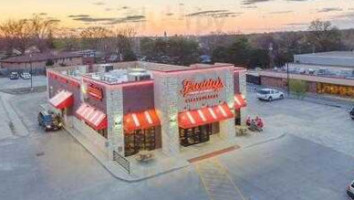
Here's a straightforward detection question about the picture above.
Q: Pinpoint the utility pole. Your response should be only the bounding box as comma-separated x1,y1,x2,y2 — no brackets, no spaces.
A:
30,53,33,92
287,62,290,96
268,42,274,69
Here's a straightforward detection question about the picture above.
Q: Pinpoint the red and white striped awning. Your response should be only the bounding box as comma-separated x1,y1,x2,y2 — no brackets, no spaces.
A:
178,103,234,129
124,109,160,132
49,90,73,109
234,94,247,109
76,103,107,130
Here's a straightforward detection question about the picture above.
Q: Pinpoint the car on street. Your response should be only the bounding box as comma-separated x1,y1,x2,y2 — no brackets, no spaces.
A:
257,88,284,101
9,72,19,80
20,72,31,80
347,180,354,199
38,111,63,132
350,107,354,120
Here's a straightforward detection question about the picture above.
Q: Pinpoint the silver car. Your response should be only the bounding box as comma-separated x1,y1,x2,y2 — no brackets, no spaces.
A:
257,88,284,102
20,72,31,80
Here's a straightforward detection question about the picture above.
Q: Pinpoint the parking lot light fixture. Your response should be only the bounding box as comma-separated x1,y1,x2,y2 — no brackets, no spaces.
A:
30,53,33,92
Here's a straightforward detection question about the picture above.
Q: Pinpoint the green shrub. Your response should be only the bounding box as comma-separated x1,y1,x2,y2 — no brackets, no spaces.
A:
289,79,307,99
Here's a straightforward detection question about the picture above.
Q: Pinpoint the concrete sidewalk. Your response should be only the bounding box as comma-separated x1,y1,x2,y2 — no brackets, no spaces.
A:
64,123,285,181
0,92,29,140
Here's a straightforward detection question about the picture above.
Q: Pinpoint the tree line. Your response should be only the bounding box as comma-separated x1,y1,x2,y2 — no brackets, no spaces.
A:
0,17,347,68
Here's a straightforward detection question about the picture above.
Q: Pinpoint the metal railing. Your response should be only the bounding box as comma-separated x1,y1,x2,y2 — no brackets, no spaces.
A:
113,151,130,174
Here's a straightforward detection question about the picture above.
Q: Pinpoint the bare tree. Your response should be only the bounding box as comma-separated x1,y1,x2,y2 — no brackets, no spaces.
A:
0,19,33,55
307,19,342,52
29,15,59,52
0,15,59,55
80,27,112,51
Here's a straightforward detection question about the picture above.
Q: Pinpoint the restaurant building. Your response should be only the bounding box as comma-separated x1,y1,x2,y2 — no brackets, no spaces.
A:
47,61,247,170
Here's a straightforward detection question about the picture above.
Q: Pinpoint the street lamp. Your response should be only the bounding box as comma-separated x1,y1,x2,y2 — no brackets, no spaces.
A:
286,62,290,96
29,53,33,92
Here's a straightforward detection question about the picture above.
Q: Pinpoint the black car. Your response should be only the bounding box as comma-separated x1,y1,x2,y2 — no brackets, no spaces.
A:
350,107,354,120
9,72,19,80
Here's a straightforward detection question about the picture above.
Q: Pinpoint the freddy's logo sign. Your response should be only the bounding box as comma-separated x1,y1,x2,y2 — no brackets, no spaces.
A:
180,77,224,97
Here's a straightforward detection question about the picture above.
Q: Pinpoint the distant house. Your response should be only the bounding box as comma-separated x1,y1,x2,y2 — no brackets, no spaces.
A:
0,52,83,74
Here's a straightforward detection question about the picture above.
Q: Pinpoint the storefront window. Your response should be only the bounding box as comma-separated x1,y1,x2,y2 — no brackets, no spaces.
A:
98,129,107,138
124,127,157,157
179,124,212,147
317,83,354,98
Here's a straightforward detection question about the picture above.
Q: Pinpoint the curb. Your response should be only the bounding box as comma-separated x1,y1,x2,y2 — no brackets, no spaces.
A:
0,93,30,137
64,126,189,182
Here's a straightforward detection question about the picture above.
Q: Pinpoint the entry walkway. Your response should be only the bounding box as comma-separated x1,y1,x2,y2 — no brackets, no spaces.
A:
194,158,247,200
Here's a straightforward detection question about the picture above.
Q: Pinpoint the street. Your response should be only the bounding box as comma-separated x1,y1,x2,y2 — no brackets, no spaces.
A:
0,88,353,200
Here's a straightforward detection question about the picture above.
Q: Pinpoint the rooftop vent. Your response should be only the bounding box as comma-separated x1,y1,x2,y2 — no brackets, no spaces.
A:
127,68,151,82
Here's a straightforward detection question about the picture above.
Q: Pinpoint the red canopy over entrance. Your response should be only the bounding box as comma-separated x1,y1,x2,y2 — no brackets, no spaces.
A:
178,103,234,129
124,109,161,132
76,103,107,130
49,90,73,109
234,94,247,109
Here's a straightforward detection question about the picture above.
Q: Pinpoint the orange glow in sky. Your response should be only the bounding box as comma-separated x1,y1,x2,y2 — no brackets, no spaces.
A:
0,0,353,36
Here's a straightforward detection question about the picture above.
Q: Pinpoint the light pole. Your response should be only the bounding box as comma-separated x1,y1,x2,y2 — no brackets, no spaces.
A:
268,42,274,69
286,62,290,96
29,53,33,92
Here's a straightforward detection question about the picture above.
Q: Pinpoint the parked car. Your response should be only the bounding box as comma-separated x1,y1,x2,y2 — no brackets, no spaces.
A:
38,111,63,132
347,180,354,199
257,88,284,102
9,72,19,80
350,107,354,120
20,72,31,80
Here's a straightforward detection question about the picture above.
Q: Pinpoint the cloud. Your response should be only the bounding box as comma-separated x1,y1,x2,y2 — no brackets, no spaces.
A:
242,0,272,5
318,7,343,13
186,10,242,18
105,15,146,25
72,16,116,22
269,10,293,14
93,1,105,6
285,22,308,26
68,14,90,18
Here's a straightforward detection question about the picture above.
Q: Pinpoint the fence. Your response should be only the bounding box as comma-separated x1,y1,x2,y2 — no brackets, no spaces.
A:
113,151,130,174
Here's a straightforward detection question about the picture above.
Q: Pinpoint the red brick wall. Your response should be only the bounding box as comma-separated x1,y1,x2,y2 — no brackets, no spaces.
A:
122,82,154,114
260,76,287,89
261,76,318,94
307,82,318,93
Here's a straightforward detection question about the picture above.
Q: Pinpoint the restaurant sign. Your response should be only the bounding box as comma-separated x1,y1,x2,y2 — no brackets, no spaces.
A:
180,77,224,103
87,84,103,100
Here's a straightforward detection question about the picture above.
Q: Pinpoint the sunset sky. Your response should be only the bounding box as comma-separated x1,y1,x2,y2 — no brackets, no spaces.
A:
0,0,353,36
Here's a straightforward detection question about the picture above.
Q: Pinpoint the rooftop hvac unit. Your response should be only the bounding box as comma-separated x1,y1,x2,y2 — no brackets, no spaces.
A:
127,68,151,82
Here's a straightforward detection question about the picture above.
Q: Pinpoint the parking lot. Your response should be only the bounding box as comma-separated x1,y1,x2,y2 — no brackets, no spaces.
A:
0,88,353,200
0,76,47,91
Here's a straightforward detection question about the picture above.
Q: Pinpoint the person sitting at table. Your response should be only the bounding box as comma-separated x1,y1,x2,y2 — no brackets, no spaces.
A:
246,116,251,126
255,116,264,130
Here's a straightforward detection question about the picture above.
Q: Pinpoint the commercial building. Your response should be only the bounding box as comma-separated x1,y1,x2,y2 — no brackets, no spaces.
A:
0,52,83,74
47,61,247,173
257,51,354,98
